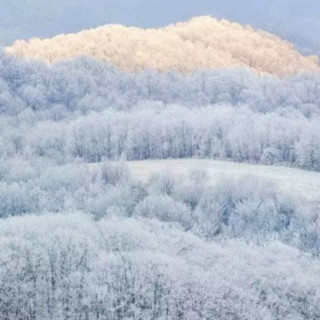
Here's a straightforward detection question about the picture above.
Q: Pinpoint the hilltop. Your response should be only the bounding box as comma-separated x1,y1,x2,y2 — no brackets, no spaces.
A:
6,16,320,77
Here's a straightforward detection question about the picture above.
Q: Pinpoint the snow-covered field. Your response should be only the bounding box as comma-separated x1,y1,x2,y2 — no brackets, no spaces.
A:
127,159,320,201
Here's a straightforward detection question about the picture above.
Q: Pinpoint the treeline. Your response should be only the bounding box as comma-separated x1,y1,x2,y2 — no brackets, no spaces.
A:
1,53,320,170
6,16,319,76
0,163,320,319
0,53,320,118
1,105,320,170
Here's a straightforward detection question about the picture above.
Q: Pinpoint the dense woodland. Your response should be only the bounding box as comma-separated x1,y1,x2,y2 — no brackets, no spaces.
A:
0,52,320,170
0,162,320,319
1,15,320,318
2,213,320,319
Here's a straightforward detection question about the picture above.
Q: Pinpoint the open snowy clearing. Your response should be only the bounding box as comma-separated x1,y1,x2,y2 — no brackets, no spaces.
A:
126,159,320,202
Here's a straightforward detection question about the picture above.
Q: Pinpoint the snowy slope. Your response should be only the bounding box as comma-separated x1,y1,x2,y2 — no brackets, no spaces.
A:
127,159,320,201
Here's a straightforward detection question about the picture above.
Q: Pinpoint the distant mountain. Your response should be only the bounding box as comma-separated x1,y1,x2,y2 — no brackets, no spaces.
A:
0,0,319,56
6,17,319,77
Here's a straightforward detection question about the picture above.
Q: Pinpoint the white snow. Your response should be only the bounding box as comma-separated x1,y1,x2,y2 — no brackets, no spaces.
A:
127,159,320,201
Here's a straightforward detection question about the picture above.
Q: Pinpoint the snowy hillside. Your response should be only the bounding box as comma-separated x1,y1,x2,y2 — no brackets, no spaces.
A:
127,159,320,201
1,3,320,318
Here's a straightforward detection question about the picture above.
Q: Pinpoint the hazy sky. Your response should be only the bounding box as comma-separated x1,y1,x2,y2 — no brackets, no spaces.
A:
0,0,319,54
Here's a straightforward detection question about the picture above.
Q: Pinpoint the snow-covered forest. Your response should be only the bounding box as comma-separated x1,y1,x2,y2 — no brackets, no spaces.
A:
1,161,320,319
1,52,320,170
1,6,320,319
0,49,320,318
2,213,320,319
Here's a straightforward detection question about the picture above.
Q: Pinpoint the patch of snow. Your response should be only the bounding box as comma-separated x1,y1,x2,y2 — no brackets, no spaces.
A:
127,159,320,201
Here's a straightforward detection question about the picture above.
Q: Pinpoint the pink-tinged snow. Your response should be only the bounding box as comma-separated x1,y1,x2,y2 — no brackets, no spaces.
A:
127,159,320,201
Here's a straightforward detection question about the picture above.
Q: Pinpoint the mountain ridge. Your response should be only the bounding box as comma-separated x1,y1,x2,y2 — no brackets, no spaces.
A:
6,16,320,77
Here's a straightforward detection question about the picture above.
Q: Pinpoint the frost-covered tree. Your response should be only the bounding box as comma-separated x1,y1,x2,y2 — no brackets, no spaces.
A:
0,213,320,319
